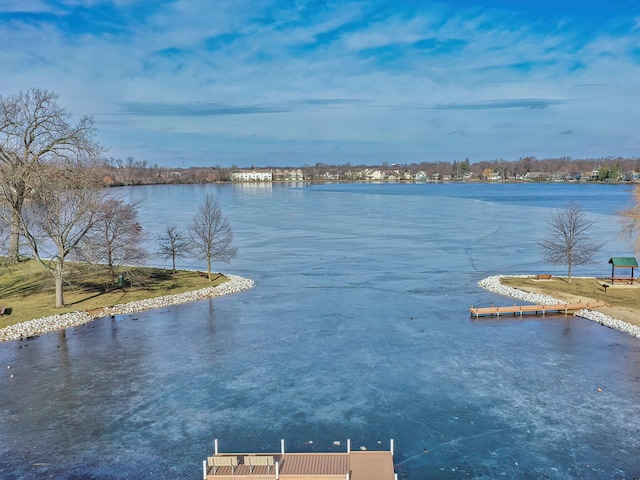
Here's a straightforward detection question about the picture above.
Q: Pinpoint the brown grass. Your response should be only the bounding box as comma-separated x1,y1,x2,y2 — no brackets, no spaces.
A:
0,259,227,329
501,276,640,327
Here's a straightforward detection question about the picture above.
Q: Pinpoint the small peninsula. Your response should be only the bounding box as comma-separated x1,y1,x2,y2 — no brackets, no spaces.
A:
0,263,254,342
479,275,640,338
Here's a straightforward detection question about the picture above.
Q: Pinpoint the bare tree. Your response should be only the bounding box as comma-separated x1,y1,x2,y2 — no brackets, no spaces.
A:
156,224,190,273
188,194,237,280
0,88,101,263
80,198,146,286
21,164,106,307
621,184,640,254
540,201,604,283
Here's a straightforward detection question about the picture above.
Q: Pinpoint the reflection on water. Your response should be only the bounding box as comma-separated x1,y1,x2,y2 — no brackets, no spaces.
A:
1,183,639,479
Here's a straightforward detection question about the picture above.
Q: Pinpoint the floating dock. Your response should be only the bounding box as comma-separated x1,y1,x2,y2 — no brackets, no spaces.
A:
469,301,605,318
203,439,397,480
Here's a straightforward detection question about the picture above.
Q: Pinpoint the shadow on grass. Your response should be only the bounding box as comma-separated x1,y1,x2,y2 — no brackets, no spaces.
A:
0,278,48,298
64,291,107,307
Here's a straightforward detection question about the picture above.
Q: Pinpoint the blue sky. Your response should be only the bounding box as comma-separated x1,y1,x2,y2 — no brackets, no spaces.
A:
1,0,639,167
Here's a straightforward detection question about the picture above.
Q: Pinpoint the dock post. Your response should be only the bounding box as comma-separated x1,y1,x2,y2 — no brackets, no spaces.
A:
347,438,351,453
281,439,285,455
390,438,394,456
202,459,207,480
214,438,218,455
275,460,280,479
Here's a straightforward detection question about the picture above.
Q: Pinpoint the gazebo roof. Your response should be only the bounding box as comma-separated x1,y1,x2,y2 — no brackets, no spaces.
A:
608,257,638,267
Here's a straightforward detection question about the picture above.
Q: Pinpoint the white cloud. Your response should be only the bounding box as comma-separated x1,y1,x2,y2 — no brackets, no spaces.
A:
2,0,639,166
0,0,54,13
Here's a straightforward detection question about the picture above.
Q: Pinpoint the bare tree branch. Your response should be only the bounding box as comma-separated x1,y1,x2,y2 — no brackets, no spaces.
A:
21,164,106,307
188,194,237,280
79,198,146,286
156,224,190,273
621,184,640,255
0,88,102,262
539,201,604,282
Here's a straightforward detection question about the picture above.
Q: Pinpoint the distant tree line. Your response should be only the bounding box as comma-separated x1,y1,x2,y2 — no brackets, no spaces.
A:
92,155,640,187
96,158,234,186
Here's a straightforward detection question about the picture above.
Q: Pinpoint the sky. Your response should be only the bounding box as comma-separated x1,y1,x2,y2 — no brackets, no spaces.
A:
1,0,639,168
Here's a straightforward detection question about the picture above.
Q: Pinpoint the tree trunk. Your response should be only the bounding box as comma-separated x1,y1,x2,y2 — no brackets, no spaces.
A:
207,256,212,281
8,217,20,263
8,195,24,263
55,262,65,308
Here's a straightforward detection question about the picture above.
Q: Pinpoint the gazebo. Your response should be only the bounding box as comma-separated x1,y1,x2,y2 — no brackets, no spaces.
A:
609,257,638,284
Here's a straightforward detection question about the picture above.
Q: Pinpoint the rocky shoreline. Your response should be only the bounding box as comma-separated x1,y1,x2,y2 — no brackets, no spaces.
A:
479,275,640,339
0,274,254,342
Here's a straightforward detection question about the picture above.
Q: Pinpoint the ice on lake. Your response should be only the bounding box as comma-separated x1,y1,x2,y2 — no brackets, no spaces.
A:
1,182,639,479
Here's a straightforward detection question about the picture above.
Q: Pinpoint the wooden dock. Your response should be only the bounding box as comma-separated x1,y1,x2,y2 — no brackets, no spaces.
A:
204,439,397,480
469,301,605,318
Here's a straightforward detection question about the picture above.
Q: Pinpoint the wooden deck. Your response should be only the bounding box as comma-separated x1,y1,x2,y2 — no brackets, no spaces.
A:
203,441,396,480
469,301,606,318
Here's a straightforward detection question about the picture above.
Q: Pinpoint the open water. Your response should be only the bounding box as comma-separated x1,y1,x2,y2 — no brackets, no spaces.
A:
1,182,639,479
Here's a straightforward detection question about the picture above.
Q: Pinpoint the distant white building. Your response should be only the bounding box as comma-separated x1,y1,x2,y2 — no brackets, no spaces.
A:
231,169,273,182
414,171,428,181
284,169,304,181
366,170,384,181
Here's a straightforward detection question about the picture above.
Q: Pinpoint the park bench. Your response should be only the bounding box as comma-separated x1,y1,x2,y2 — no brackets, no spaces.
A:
536,274,552,280
244,455,274,473
208,455,238,474
611,276,635,284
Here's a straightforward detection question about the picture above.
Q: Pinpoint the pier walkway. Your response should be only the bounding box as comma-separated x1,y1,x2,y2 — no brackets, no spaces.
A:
469,301,605,318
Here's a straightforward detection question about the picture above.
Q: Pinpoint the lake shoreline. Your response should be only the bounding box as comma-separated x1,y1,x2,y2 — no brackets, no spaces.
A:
479,275,640,338
0,274,254,342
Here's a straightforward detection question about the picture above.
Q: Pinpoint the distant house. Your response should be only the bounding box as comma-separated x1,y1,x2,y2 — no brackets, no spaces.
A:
231,169,273,182
414,171,427,181
281,169,304,181
367,170,384,181
524,172,550,181
322,171,340,180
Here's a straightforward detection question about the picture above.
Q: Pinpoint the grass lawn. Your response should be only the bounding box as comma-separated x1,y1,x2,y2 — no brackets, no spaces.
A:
501,276,640,327
0,259,227,329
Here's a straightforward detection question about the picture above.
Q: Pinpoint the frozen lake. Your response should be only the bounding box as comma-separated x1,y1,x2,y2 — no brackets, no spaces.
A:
1,182,640,479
